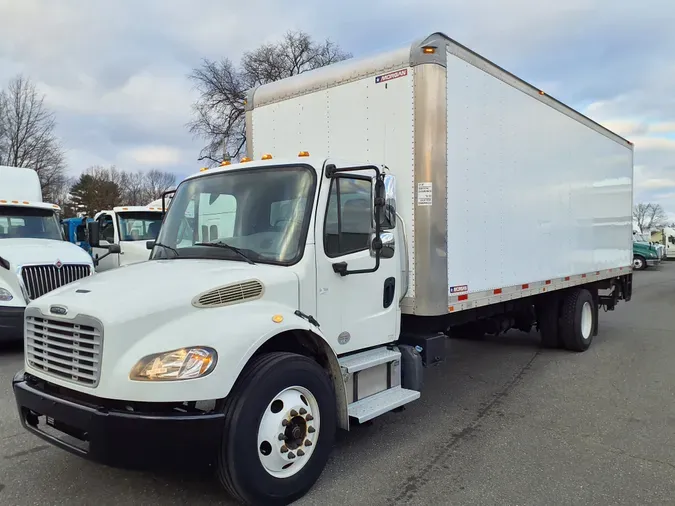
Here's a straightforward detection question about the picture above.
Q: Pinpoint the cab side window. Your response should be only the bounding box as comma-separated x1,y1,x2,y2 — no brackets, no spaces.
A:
98,214,115,243
324,177,373,258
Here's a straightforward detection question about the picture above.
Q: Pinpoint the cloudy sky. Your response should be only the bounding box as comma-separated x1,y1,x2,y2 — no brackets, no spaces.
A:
1,1,673,214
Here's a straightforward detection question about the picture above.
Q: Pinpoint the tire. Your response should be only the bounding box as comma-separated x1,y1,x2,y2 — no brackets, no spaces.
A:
633,255,646,270
217,352,337,505
536,296,562,349
558,289,596,352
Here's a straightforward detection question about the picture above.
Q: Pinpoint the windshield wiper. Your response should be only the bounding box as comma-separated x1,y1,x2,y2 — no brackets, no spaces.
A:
194,241,256,265
153,241,180,258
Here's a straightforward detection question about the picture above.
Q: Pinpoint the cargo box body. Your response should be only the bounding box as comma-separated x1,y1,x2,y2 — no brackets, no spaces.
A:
246,32,634,318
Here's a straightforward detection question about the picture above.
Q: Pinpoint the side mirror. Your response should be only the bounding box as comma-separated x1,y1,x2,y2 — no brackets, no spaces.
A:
108,244,121,254
381,174,397,229
87,221,100,247
146,240,155,250
371,231,395,259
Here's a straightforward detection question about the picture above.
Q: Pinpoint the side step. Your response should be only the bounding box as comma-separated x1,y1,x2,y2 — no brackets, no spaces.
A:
339,347,401,374
348,386,420,423
339,346,421,424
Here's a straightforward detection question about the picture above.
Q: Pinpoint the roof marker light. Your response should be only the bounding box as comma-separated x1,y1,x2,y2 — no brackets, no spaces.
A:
298,151,310,157
241,157,252,163
220,160,231,166
422,46,436,54
261,154,273,160
200,167,209,172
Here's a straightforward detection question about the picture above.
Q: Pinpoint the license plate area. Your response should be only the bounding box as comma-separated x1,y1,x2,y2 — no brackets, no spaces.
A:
23,408,90,453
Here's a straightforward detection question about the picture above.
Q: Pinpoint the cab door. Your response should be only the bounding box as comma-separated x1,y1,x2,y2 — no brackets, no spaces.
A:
314,162,399,354
92,212,120,271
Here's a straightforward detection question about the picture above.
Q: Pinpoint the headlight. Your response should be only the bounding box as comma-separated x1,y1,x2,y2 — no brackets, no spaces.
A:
0,287,13,302
129,347,217,381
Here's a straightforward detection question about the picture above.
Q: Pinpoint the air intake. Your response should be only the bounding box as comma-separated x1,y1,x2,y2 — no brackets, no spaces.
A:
192,280,264,308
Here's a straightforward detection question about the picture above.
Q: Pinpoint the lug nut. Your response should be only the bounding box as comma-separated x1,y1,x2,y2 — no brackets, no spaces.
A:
281,419,289,427
308,426,316,434
299,408,307,415
288,452,296,459
290,409,298,417
280,445,288,453
278,433,286,441
306,414,314,421
297,449,305,457
304,439,312,447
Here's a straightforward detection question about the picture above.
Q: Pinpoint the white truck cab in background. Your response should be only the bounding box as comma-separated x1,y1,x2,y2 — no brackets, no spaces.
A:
0,166,94,341
12,32,634,505
90,204,164,271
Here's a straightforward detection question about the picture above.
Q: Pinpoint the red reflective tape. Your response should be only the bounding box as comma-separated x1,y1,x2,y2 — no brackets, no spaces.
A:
458,294,468,301
582,274,586,278
494,288,502,295
564,276,570,281
545,280,551,285
522,284,529,289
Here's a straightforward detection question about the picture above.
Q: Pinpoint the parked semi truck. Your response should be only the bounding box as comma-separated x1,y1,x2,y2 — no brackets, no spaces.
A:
13,33,633,505
89,204,163,271
0,166,94,341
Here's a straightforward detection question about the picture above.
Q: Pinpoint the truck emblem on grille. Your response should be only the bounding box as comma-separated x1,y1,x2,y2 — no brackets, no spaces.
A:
50,305,68,315
55,259,63,269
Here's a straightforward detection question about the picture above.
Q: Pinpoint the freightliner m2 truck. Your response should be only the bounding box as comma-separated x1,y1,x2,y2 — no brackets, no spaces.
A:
13,33,633,505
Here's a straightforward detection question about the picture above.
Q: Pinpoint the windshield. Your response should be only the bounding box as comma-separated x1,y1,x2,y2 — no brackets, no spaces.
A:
151,165,316,265
0,206,63,240
117,211,163,241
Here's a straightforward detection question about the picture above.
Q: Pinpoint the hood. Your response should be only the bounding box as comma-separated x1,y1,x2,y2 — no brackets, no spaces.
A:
119,240,151,266
29,259,299,327
0,238,94,268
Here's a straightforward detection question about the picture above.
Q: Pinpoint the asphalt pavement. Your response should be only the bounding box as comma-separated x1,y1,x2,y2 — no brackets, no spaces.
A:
1,264,674,505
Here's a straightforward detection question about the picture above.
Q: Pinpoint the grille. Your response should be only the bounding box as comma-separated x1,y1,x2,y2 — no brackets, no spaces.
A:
25,315,102,386
21,264,91,300
193,280,264,308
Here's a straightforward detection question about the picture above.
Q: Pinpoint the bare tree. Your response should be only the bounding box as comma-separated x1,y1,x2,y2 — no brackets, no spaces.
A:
142,169,176,202
633,203,668,232
188,30,351,164
0,75,67,202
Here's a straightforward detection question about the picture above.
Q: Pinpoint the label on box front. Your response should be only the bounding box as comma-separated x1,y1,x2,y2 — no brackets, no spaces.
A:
417,182,433,206
450,285,468,294
375,68,408,83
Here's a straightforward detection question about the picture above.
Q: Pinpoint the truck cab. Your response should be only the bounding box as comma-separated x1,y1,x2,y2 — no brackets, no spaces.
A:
0,166,95,341
91,205,163,271
61,217,94,254
632,230,661,270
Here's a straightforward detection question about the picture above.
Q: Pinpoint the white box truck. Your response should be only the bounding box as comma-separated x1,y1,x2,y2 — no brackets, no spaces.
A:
88,204,164,271
0,166,95,342
12,32,633,505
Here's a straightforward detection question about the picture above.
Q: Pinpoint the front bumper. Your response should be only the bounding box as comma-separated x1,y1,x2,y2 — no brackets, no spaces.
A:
13,371,225,467
647,258,661,267
0,306,24,342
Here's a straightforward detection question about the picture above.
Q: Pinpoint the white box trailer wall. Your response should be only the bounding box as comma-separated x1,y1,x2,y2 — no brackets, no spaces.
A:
246,32,634,317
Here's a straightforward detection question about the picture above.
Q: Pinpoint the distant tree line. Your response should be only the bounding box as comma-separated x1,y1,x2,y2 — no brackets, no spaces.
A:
64,165,176,218
0,74,177,216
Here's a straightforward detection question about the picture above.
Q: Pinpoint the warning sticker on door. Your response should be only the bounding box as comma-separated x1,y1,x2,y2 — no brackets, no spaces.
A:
417,182,433,206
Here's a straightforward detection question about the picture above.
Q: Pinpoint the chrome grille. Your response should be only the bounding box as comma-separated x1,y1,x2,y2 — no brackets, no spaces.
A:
25,315,102,386
21,264,91,300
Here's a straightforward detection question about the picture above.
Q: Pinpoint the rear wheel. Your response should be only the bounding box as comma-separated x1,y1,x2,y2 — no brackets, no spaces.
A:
558,288,596,352
217,352,336,505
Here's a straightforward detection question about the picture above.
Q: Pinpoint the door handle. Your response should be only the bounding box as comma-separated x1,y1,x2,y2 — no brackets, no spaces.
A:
332,262,348,276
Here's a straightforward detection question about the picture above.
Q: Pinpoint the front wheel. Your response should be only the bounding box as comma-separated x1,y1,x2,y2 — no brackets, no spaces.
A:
217,352,336,505
633,255,647,270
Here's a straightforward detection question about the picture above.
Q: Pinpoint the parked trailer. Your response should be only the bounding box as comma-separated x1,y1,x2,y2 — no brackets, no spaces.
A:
13,32,633,505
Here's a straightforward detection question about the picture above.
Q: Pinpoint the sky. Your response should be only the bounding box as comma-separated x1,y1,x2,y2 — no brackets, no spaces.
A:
1,0,674,216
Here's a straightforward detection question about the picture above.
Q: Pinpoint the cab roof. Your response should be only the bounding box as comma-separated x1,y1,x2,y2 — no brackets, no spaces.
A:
112,205,163,213
0,199,60,211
